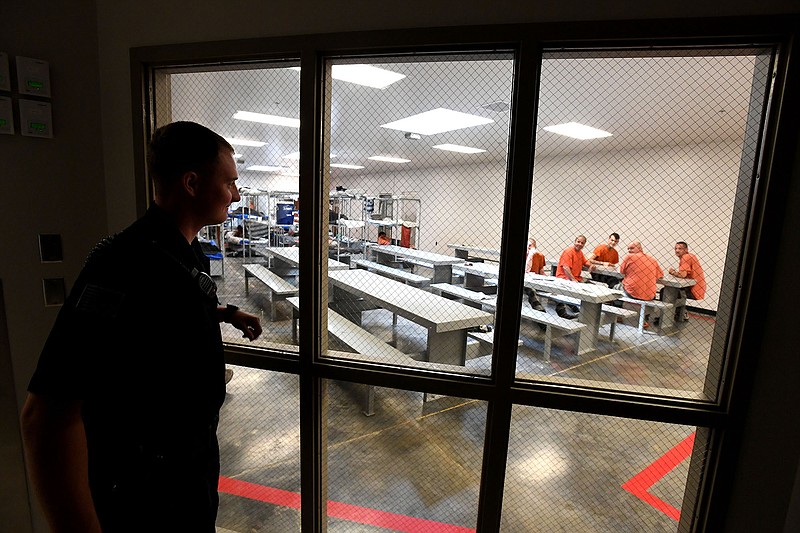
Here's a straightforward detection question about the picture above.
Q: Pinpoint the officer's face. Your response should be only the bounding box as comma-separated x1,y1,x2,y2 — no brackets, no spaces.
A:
197,150,240,225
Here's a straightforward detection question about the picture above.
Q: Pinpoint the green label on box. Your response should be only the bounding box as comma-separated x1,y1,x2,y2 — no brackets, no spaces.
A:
30,122,46,131
27,80,44,89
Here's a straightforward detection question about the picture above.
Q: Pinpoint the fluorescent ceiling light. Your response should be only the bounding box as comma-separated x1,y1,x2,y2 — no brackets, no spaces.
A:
225,137,266,147
288,64,405,89
331,163,365,169
368,156,411,163
330,65,405,89
233,110,300,128
380,108,494,136
542,122,612,140
282,151,337,159
246,165,284,172
433,144,486,154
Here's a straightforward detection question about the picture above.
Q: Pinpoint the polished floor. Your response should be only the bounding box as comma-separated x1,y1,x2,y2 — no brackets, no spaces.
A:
213,254,708,532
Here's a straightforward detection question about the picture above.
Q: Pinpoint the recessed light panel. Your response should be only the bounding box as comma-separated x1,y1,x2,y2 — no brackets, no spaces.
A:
246,165,284,172
288,64,405,89
331,65,405,89
282,151,337,159
543,122,612,140
225,137,266,147
331,163,365,169
368,156,411,163
433,144,486,154
233,110,300,128
380,108,494,136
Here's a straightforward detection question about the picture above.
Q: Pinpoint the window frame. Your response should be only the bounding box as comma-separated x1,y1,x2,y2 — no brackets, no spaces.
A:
129,15,800,532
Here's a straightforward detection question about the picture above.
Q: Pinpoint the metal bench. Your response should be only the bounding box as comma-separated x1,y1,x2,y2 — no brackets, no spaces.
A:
430,283,493,308
353,259,430,287
537,292,637,341
287,297,483,414
431,283,586,361
243,263,298,320
619,296,675,334
466,329,523,359
287,297,406,415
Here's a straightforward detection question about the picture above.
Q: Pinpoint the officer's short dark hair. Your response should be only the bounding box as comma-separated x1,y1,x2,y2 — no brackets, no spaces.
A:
148,121,233,192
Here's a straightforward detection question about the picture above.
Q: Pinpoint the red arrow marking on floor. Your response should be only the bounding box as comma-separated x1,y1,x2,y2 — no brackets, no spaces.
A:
622,432,696,521
218,475,475,533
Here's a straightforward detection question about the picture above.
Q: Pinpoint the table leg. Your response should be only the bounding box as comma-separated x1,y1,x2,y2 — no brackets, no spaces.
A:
373,249,392,265
464,272,483,289
432,265,453,284
291,308,298,343
426,329,467,365
577,301,602,355
661,287,678,329
454,248,469,260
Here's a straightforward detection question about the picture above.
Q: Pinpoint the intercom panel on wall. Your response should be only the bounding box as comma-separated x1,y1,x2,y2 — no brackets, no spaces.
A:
16,56,51,97
18,99,53,138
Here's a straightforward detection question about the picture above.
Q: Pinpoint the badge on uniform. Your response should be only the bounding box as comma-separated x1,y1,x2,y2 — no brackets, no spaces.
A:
75,283,125,318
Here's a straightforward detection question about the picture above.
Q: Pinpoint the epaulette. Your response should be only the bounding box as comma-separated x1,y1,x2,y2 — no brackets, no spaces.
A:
84,233,122,267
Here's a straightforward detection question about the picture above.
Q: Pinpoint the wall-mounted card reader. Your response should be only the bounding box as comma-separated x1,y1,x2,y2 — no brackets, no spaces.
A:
19,99,53,138
16,56,51,98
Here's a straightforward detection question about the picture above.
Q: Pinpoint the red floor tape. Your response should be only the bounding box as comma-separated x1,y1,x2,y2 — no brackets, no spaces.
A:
218,475,475,533
622,432,696,521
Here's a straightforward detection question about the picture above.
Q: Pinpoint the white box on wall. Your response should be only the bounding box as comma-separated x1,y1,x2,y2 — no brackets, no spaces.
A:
18,99,53,138
16,56,51,97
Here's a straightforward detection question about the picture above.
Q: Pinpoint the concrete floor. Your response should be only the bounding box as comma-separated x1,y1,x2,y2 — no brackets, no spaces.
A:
213,255,706,532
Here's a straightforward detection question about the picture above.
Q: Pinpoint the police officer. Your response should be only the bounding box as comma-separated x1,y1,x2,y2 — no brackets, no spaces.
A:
20,121,262,532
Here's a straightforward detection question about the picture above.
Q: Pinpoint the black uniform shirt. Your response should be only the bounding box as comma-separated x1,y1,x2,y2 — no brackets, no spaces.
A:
29,204,225,449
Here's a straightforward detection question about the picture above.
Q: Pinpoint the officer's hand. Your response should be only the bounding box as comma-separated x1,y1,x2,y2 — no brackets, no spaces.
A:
230,311,262,340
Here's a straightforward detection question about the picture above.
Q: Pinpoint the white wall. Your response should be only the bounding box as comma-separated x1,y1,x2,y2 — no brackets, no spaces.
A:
1,2,107,531
331,141,741,311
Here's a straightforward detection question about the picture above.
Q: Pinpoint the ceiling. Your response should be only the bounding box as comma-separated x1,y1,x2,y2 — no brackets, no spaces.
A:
168,50,766,177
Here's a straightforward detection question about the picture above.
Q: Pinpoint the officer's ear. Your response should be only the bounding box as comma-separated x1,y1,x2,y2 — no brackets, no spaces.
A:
182,171,200,197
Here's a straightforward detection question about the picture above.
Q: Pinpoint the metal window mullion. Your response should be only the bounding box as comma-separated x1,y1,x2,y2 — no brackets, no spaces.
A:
298,48,327,533
475,38,543,533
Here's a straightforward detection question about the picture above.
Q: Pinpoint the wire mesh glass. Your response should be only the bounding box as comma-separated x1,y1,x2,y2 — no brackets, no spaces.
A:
502,405,706,532
156,62,302,353
321,54,514,376
325,379,486,531
518,49,773,400
216,365,301,532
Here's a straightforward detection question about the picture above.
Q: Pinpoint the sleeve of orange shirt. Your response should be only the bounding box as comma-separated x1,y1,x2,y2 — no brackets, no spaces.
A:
680,254,706,299
655,260,664,280
619,254,631,276
530,252,545,274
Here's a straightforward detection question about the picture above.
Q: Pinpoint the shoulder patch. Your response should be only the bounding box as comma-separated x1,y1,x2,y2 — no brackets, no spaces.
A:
75,283,125,318
84,233,122,267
